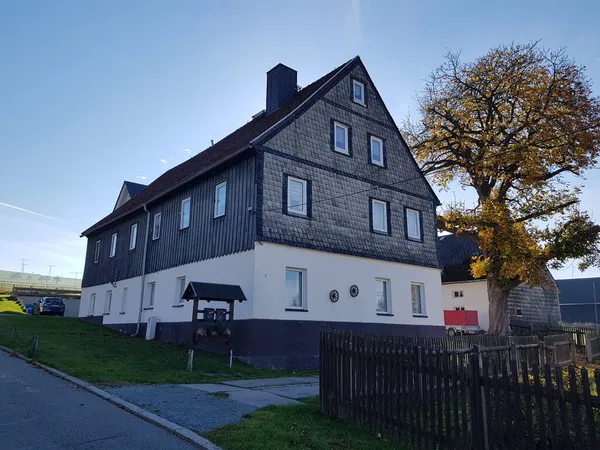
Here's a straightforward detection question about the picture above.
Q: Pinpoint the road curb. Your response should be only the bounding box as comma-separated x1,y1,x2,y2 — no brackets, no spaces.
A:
0,345,221,450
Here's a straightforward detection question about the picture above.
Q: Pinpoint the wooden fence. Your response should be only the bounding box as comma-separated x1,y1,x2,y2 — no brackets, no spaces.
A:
320,331,600,449
543,333,576,365
511,320,597,348
587,332,600,362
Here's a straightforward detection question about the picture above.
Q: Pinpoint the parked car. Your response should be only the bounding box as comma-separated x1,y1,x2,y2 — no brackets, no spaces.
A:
36,297,66,316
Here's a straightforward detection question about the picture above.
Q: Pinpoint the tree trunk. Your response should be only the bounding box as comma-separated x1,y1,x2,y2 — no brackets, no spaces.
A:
487,276,511,336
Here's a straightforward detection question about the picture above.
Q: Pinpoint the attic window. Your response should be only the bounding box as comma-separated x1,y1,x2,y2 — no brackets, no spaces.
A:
453,291,464,298
352,80,365,105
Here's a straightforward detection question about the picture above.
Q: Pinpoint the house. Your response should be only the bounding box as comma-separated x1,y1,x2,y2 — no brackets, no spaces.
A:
79,56,445,368
556,277,600,325
438,234,561,332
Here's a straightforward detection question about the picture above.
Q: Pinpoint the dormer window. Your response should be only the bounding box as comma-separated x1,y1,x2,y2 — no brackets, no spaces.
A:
352,80,365,105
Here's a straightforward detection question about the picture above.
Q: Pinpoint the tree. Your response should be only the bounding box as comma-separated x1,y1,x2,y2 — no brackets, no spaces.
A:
404,42,600,335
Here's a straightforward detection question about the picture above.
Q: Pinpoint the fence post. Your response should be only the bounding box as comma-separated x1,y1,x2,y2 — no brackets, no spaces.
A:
473,345,489,450
187,349,194,371
510,342,518,364
33,334,38,352
570,337,576,363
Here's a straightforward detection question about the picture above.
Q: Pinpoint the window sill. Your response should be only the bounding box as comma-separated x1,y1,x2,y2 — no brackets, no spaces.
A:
352,99,366,107
285,308,309,312
143,307,154,310
333,148,352,158
377,312,394,316
152,236,160,241
103,313,110,316
407,237,423,243
86,314,94,317
172,304,185,308
285,211,310,220
213,214,225,219
119,312,126,315
372,230,390,236
369,161,386,168
412,314,428,318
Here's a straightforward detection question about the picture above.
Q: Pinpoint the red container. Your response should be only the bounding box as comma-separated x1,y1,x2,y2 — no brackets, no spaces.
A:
444,310,479,327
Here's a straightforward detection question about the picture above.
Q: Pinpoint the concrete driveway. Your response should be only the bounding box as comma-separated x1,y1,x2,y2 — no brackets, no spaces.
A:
0,351,196,450
107,377,320,433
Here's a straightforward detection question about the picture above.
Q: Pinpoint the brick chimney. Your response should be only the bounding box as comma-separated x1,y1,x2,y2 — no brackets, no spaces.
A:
266,63,297,115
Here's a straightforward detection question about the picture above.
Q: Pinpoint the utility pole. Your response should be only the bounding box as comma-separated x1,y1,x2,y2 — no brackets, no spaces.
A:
47,265,55,276
19,258,28,272
71,272,81,279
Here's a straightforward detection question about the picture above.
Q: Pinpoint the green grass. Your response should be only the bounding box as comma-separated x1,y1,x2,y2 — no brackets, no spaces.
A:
202,397,402,450
0,296,25,314
0,314,313,385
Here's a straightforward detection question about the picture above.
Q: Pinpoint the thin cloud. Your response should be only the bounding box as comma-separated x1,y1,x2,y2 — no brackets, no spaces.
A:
160,159,167,164
0,202,59,221
136,176,148,180
184,148,191,154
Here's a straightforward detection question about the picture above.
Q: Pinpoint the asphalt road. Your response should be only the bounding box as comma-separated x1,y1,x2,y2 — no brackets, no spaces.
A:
0,351,196,450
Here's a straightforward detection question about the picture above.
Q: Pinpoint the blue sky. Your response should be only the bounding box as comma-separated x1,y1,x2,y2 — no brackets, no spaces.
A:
0,0,599,279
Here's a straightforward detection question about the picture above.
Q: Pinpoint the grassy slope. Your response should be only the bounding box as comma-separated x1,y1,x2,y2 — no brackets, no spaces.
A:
0,315,311,385
203,397,401,450
0,295,25,314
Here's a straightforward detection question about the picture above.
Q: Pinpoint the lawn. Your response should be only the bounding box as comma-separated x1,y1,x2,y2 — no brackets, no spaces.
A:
0,296,25,314
202,397,401,450
0,314,312,385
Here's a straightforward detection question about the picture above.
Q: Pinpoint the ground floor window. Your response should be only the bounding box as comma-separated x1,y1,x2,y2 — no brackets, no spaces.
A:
411,283,426,316
147,282,156,308
376,278,391,313
88,293,96,315
285,268,306,310
104,290,112,314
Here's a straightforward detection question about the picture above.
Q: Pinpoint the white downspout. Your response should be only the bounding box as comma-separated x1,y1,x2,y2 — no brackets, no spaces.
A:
133,204,151,336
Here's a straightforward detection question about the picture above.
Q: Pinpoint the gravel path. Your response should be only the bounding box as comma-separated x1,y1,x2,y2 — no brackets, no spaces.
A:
106,384,257,432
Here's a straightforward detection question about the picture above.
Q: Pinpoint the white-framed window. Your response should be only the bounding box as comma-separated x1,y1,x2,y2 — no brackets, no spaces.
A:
88,293,96,315
406,209,421,241
287,176,308,216
352,80,365,105
147,282,156,308
120,287,128,314
411,283,426,316
453,290,464,298
370,136,384,166
129,223,138,250
94,240,101,263
104,290,112,314
214,182,227,218
334,121,349,154
375,278,391,313
175,276,186,305
180,198,191,229
109,233,117,258
152,213,162,240
285,268,306,310
371,199,388,234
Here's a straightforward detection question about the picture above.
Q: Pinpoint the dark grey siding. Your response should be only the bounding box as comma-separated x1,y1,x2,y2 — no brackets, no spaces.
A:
145,154,256,273
82,154,257,287
508,269,561,325
82,211,147,288
256,63,439,268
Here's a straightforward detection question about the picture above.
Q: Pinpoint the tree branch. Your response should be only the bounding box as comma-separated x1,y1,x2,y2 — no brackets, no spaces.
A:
512,200,578,223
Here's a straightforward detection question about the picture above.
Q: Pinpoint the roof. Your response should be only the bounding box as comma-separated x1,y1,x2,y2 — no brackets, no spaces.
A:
81,58,355,237
182,282,247,302
438,234,483,283
123,181,147,198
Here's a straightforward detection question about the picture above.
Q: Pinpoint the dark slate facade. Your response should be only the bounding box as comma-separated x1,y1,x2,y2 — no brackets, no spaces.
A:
82,154,256,287
256,63,440,268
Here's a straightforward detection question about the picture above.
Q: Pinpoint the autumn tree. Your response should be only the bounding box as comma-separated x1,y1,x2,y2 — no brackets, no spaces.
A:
404,42,600,335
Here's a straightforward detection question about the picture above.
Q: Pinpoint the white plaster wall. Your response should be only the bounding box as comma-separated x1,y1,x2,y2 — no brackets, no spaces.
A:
442,280,489,331
80,250,255,324
253,242,444,327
